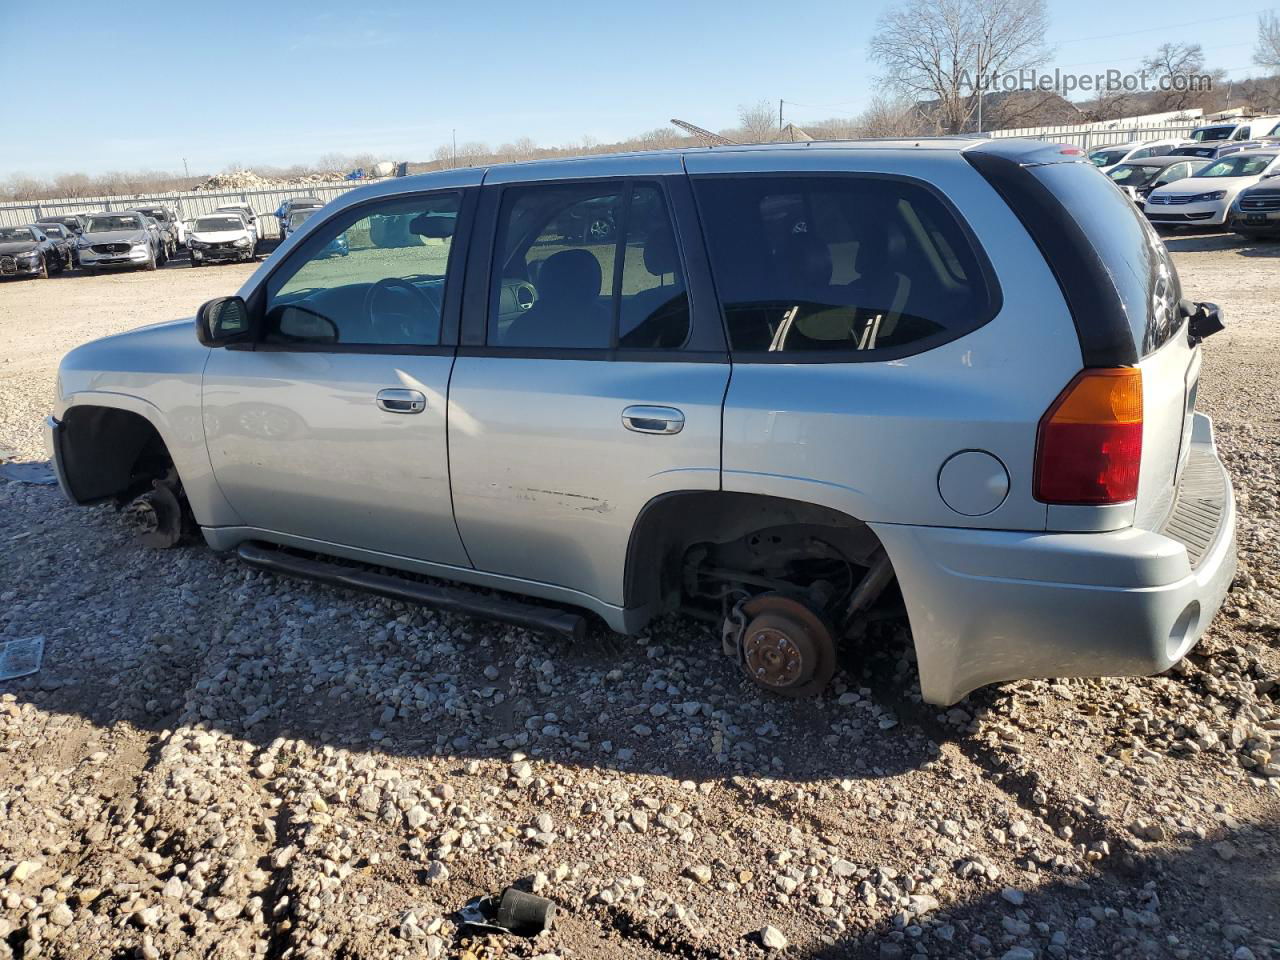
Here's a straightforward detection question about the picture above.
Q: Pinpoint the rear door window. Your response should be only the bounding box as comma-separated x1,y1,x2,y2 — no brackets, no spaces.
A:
692,175,996,358
489,181,690,350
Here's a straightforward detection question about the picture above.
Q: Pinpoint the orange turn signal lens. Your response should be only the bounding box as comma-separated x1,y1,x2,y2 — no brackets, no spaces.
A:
1034,368,1144,505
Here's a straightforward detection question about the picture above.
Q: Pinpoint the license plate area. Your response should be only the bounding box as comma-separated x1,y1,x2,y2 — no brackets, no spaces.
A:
1246,213,1269,224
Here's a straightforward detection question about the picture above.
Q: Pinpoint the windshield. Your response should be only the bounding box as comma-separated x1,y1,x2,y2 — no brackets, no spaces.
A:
1196,154,1277,178
138,209,169,222
86,214,142,232
1088,149,1129,167
1107,164,1164,186
1192,125,1235,142
194,216,244,232
0,227,36,242
288,209,316,229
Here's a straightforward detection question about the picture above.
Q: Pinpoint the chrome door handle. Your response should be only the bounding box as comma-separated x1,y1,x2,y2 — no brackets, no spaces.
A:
376,389,426,414
622,405,685,435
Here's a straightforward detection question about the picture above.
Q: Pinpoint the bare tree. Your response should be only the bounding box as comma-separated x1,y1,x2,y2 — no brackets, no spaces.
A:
737,100,778,142
869,0,1050,134
636,126,682,151
853,96,926,137
1141,43,1216,111
454,142,490,168
1257,12,1280,71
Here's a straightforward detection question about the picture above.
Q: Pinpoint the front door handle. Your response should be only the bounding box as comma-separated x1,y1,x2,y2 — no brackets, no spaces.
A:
376,389,426,414
622,405,685,435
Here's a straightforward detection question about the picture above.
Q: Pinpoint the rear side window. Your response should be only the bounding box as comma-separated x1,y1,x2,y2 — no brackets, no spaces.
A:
1029,162,1181,356
489,181,690,350
692,175,996,357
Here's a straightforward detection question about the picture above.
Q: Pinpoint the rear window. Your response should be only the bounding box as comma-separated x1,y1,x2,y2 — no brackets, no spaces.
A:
692,175,996,358
1030,162,1181,356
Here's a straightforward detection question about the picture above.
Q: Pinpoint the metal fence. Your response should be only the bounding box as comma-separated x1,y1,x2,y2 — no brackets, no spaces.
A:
989,123,1200,151
0,181,386,237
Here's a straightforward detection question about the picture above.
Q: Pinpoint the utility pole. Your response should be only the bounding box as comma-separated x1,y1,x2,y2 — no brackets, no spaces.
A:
975,41,985,134
183,157,189,178
779,99,784,131
452,129,457,168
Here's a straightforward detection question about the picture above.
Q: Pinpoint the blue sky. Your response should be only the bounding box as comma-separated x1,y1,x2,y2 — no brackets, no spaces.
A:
1,0,1273,177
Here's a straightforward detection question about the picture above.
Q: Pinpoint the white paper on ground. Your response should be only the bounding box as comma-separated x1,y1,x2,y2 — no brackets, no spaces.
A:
0,635,44,680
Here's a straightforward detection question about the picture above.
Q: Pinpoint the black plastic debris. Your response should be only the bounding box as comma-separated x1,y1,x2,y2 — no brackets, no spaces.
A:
457,887,555,937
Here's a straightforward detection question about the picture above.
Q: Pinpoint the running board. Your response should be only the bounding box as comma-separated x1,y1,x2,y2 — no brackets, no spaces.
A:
236,542,587,642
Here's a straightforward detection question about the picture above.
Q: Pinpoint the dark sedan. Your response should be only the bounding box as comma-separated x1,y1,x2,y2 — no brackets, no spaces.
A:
35,223,77,269
0,225,65,279
35,213,88,237
1168,142,1260,161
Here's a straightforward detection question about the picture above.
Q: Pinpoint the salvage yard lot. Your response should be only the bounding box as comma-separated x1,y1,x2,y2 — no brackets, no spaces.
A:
0,237,1277,960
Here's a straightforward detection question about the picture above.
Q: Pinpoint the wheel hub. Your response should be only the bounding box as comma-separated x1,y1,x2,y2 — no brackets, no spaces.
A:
744,626,805,687
730,594,837,698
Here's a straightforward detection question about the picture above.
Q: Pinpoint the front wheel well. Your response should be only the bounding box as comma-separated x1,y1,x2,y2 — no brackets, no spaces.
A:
623,491,891,628
57,406,176,505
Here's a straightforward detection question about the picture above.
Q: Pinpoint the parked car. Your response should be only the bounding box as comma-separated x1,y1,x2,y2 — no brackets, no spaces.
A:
133,205,183,254
0,225,65,278
45,139,1235,706
1187,116,1280,144
1086,138,1188,171
1145,149,1280,228
35,213,88,238
1227,176,1280,238
187,213,258,266
1168,141,1259,161
141,216,171,264
282,207,349,256
1105,156,1211,207
213,204,258,244
34,222,77,269
275,196,324,236
76,211,161,272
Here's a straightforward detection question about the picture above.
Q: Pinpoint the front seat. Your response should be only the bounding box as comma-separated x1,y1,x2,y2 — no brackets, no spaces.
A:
619,228,689,348
504,249,611,347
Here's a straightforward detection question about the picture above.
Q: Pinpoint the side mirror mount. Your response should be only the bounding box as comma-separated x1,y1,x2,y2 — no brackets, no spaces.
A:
196,296,252,348
1183,300,1224,344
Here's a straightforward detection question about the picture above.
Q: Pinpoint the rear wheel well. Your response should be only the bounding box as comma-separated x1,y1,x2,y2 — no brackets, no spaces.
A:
57,406,176,505
624,491,890,628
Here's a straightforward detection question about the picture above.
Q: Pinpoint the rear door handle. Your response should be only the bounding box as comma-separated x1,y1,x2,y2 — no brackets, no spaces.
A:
376,388,426,414
622,405,685,435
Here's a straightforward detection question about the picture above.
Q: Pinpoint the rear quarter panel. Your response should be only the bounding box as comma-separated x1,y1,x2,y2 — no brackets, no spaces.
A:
692,149,1084,531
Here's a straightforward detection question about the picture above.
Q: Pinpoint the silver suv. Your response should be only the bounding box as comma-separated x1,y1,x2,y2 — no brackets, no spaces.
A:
45,139,1235,705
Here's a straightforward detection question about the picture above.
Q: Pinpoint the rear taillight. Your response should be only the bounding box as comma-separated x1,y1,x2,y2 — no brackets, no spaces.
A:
1034,368,1143,505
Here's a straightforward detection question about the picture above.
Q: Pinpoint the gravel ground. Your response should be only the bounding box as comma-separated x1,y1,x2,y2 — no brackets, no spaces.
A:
0,237,1277,960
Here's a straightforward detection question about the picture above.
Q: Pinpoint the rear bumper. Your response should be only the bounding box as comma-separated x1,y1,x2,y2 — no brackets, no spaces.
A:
872,413,1236,704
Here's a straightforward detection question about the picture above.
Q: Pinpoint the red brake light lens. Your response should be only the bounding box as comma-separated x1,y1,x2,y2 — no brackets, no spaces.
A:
1034,368,1143,505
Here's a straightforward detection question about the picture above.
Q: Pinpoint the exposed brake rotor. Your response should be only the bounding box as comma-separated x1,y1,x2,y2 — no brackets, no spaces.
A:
731,594,837,698
126,477,187,549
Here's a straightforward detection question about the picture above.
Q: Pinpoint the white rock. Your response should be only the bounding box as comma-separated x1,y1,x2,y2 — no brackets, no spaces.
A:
760,925,789,950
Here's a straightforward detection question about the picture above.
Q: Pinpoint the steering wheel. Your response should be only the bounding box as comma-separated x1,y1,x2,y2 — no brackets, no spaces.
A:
361,277,438,343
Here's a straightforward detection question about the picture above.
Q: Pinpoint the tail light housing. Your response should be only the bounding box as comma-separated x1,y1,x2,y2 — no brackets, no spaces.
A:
1034,368,1143,504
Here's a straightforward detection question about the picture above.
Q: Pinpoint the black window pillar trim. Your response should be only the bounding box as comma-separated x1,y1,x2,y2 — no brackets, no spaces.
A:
964,152,1138,368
